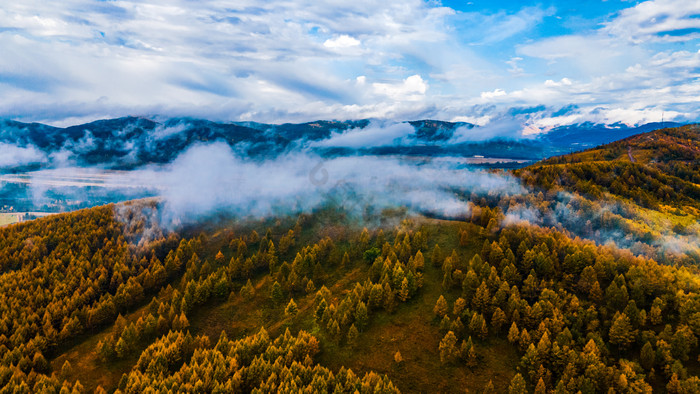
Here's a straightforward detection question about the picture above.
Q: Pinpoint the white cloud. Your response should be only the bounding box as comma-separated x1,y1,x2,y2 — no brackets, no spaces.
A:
372,75,428,101
323,35,361,48
544,78,572,87
480,89,507,99
604,0,700,43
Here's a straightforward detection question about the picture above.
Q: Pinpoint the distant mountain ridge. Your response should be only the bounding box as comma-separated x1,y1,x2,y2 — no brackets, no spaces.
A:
0,117,683,171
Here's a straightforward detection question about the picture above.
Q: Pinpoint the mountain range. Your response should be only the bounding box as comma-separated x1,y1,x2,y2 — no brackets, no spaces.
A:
0,117,681,171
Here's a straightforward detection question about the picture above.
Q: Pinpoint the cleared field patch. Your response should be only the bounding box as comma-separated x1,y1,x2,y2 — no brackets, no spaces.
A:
0,213,19,226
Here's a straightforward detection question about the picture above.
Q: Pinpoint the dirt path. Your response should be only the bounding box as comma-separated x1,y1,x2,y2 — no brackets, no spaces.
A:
628,146,636,163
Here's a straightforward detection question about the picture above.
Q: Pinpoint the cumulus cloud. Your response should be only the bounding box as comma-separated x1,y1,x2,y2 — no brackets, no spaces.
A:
372,75,428,101
323,35,361,49
481,89,507,100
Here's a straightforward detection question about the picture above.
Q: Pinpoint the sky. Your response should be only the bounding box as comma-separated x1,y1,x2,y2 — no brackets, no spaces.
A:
1,0,699,129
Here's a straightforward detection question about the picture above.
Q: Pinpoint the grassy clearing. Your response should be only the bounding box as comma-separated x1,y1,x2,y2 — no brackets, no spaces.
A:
50,304,150,391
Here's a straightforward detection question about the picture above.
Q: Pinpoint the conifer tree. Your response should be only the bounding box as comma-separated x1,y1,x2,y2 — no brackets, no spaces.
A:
667,373,681,394
285,299,299,320
519,328,531,352
72,380,84,394
606,281,629,311
368,284,384,310
178,313,190,331
249,230,259,244
479,317,488,340
491,308,507,334
394,351,403,365
462,270,480,302
508,322,520,344
473,282,490,313
384,283,396,313
589,281,603,304
434,295,448,319
534,378,546,394
671,324,697,361
650,305,663,325
398,278,410,302
347,324,359,348
440,315,452,333
439,331,458,363
431,244,442,267
469,313,487,339
609,312,636,350
330,319,341,338
215,251,225,264
115,337,129,358
271,281,284,305
32,352,48,373
466,337,477,368
508,373,527,394
355,301,369,331
414,250,425,271
459,229,469,247
453,297,467,316
640,341,655,370
240,279,254,300
306,279,316,294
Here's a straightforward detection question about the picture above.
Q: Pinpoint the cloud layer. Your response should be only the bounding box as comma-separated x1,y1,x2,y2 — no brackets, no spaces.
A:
0,0,698,127
17,141,524,227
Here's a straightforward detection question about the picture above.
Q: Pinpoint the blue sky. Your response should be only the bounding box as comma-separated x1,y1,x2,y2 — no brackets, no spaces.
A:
0,0,699,130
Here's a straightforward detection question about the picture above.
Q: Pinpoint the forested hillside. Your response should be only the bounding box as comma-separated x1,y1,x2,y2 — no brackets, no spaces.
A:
509,124,700,267
518,124,700,211
0,125,699,393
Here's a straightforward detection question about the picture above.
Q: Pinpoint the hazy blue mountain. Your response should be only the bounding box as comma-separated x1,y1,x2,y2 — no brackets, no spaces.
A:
0,117,682,172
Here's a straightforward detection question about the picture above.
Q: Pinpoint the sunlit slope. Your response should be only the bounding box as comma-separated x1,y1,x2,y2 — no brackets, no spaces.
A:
511,124,700,265
518,124,700,210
